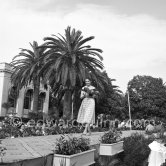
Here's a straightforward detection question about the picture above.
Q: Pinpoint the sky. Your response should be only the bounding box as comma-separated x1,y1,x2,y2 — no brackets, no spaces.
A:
0,0,166,92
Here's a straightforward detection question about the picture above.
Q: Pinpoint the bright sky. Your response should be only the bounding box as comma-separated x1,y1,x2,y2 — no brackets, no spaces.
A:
0,0,166,92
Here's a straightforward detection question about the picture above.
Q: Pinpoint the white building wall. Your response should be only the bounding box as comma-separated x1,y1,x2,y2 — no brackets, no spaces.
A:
0,71,5,116
0,63,13,116
0,62,50,118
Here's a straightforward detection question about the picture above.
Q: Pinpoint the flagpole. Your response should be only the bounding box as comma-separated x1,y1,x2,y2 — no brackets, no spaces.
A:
127,90,132,131
71,94,74,120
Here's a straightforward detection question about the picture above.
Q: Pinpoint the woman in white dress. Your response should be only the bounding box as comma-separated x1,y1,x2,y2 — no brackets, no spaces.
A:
77,78,98,135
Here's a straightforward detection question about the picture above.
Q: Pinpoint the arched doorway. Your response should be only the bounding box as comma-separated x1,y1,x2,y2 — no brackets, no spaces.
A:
38,92,46,112
24,89,33,110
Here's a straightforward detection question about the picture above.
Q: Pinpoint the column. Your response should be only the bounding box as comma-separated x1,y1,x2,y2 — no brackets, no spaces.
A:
43,90,49,117
0,64,12,116
16,88,25,117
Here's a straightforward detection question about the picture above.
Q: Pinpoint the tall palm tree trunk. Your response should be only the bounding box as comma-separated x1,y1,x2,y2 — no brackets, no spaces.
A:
63,89,72,120
73,89,81,119
32,77,40,116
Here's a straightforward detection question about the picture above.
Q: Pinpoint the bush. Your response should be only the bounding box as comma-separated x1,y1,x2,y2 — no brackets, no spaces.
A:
123,133,155,166
0,125,22,138
0,124,112,139
91,126,109,132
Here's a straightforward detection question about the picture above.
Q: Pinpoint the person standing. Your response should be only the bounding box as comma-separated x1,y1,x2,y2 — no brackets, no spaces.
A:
145,121,155,133
77,78,98,136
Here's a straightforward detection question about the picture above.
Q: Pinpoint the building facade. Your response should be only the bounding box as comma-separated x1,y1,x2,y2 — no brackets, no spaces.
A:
0,62,49,117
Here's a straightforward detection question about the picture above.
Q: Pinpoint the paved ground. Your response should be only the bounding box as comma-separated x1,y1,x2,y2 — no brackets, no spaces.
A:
1,130,144,163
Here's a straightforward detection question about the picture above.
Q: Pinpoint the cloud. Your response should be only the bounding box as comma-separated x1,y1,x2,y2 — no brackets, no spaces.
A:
2,0,166,20
0,2,166,91
61,5,166,67
0,0,79,14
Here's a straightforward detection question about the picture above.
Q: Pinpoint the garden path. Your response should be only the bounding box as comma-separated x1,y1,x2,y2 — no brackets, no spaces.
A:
1,130,144,163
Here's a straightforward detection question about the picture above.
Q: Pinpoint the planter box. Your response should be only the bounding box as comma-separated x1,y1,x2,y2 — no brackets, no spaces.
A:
53,149,95,166
99,141,124,156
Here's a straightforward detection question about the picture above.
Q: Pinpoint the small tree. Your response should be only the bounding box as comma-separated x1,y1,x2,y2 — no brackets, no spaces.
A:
2,102,13,115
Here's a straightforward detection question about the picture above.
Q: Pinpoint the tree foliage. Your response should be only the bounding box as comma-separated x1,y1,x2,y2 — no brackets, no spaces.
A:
10,41,48,113
41,26,104,89
95,71,125,119
127,75,166,118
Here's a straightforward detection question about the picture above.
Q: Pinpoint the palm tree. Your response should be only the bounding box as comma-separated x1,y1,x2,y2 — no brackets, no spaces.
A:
41,26,104,119
95,71,124,116
10,41,47,115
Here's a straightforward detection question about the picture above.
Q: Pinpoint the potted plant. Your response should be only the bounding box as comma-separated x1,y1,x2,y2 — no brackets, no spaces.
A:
53,135,95,166
99,129,124,156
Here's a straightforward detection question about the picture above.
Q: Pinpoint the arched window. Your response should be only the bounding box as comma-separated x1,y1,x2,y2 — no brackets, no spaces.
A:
24,89,33,109
38,92,46,111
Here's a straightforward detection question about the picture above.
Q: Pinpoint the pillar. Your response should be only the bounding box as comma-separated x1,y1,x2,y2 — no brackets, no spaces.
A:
16,88,25,117
43,89,49,117
0,63,13,116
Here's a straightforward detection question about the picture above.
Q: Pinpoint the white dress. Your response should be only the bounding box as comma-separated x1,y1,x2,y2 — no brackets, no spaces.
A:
77,86,95,124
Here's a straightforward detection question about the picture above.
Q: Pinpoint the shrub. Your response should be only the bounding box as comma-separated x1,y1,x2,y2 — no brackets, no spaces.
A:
0,125,22,138
91,126,109,132
0,124,111,139
123,133,155,166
